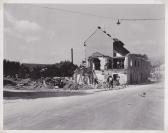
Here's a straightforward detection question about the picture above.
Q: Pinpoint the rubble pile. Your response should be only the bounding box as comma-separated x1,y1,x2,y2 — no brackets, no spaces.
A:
4,77,69,90
63,81,94,90
15,79,45,90
63,81,79,90
80,84,94,90
3,78,17,86
96,82,108,89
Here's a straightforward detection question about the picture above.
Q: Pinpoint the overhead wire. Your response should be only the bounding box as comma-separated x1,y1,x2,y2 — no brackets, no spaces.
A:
41,6,164,21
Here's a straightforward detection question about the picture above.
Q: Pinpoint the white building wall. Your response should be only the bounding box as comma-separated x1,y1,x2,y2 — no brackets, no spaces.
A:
85,29,114,59
98,57,106,70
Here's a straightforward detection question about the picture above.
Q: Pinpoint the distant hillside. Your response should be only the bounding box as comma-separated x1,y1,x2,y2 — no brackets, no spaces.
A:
22,63,53,70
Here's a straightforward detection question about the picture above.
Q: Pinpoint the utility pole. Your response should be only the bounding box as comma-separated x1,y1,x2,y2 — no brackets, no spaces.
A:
84,42,87,63
71,48,73,64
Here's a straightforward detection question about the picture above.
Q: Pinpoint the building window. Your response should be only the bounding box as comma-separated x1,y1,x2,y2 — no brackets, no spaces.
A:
92,58,101,70
107,59,112,69
134,60,136,67
137,61,139,67
130,60,133,67
113,59,124,69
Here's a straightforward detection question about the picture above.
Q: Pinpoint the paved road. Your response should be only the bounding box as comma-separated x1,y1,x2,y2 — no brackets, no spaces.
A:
3,82,164,130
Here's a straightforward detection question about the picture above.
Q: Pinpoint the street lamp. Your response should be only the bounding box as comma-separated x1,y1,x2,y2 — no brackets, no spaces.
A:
117,19,120,25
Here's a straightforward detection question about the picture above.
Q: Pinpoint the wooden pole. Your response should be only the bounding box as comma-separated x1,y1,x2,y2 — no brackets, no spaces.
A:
71,48,73,64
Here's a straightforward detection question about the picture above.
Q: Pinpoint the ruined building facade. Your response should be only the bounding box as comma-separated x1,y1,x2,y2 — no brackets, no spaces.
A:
75,27,151,85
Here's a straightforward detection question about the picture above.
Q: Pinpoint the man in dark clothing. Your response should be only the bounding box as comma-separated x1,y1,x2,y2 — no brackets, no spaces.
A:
107,76,113,89
94,78,99,85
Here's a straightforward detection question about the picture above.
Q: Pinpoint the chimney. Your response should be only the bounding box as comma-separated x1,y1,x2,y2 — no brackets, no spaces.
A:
71,48,73,64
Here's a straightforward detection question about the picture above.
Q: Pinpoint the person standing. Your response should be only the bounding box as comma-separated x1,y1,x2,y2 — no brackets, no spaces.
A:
107,75,113,89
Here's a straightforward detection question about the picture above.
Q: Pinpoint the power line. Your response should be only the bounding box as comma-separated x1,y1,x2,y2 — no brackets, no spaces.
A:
120,18,163,21
41,6,164,21
42,6,113,19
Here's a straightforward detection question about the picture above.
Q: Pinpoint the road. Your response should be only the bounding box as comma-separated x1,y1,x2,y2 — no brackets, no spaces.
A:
3,82,164,130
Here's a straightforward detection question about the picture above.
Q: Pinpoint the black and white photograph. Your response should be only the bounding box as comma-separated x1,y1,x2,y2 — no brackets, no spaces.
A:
2,2,166,130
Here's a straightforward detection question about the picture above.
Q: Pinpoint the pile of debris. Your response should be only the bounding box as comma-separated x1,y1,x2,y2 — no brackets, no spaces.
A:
63,81,94,90
3,78,17,86
4,77,70,90
96,82,108,89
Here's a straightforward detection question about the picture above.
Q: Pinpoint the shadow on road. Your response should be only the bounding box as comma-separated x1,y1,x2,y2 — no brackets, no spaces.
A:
3,90,91,100
130,80,160,85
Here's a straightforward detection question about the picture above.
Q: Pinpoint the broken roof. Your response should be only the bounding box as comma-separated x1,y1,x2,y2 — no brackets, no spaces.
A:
91,52,104,57
89,52,111,58
113,40,130,56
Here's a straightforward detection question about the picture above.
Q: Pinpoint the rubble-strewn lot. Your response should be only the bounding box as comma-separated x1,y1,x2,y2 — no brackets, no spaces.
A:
3,77,97,99
3,77,154,99
4,77,95,90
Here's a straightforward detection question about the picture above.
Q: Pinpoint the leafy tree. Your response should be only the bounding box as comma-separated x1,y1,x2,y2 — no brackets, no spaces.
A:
30,67,41,80
18,64,30,78
58,61,77,77
3,59,21,77
3,59,78,80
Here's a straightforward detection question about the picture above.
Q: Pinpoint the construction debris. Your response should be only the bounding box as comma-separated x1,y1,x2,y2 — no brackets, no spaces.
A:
63,81,94,90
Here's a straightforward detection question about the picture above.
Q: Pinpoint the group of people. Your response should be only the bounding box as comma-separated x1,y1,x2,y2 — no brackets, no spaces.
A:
93,74,120,89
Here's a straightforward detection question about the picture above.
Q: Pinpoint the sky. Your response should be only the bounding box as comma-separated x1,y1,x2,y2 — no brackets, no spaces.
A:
4,4,165,65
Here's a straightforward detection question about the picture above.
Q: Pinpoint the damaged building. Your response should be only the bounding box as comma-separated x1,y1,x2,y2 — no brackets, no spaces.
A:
74,26,151,85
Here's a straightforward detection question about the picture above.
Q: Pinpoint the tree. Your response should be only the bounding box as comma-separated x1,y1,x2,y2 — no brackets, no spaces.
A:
18,64,30,78
3,59,78,80
3,59,21,77
30,67,41,80
142,54,148,60
58,61,78,77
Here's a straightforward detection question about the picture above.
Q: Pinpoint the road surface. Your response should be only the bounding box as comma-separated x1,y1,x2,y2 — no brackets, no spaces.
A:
3,82,164,130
